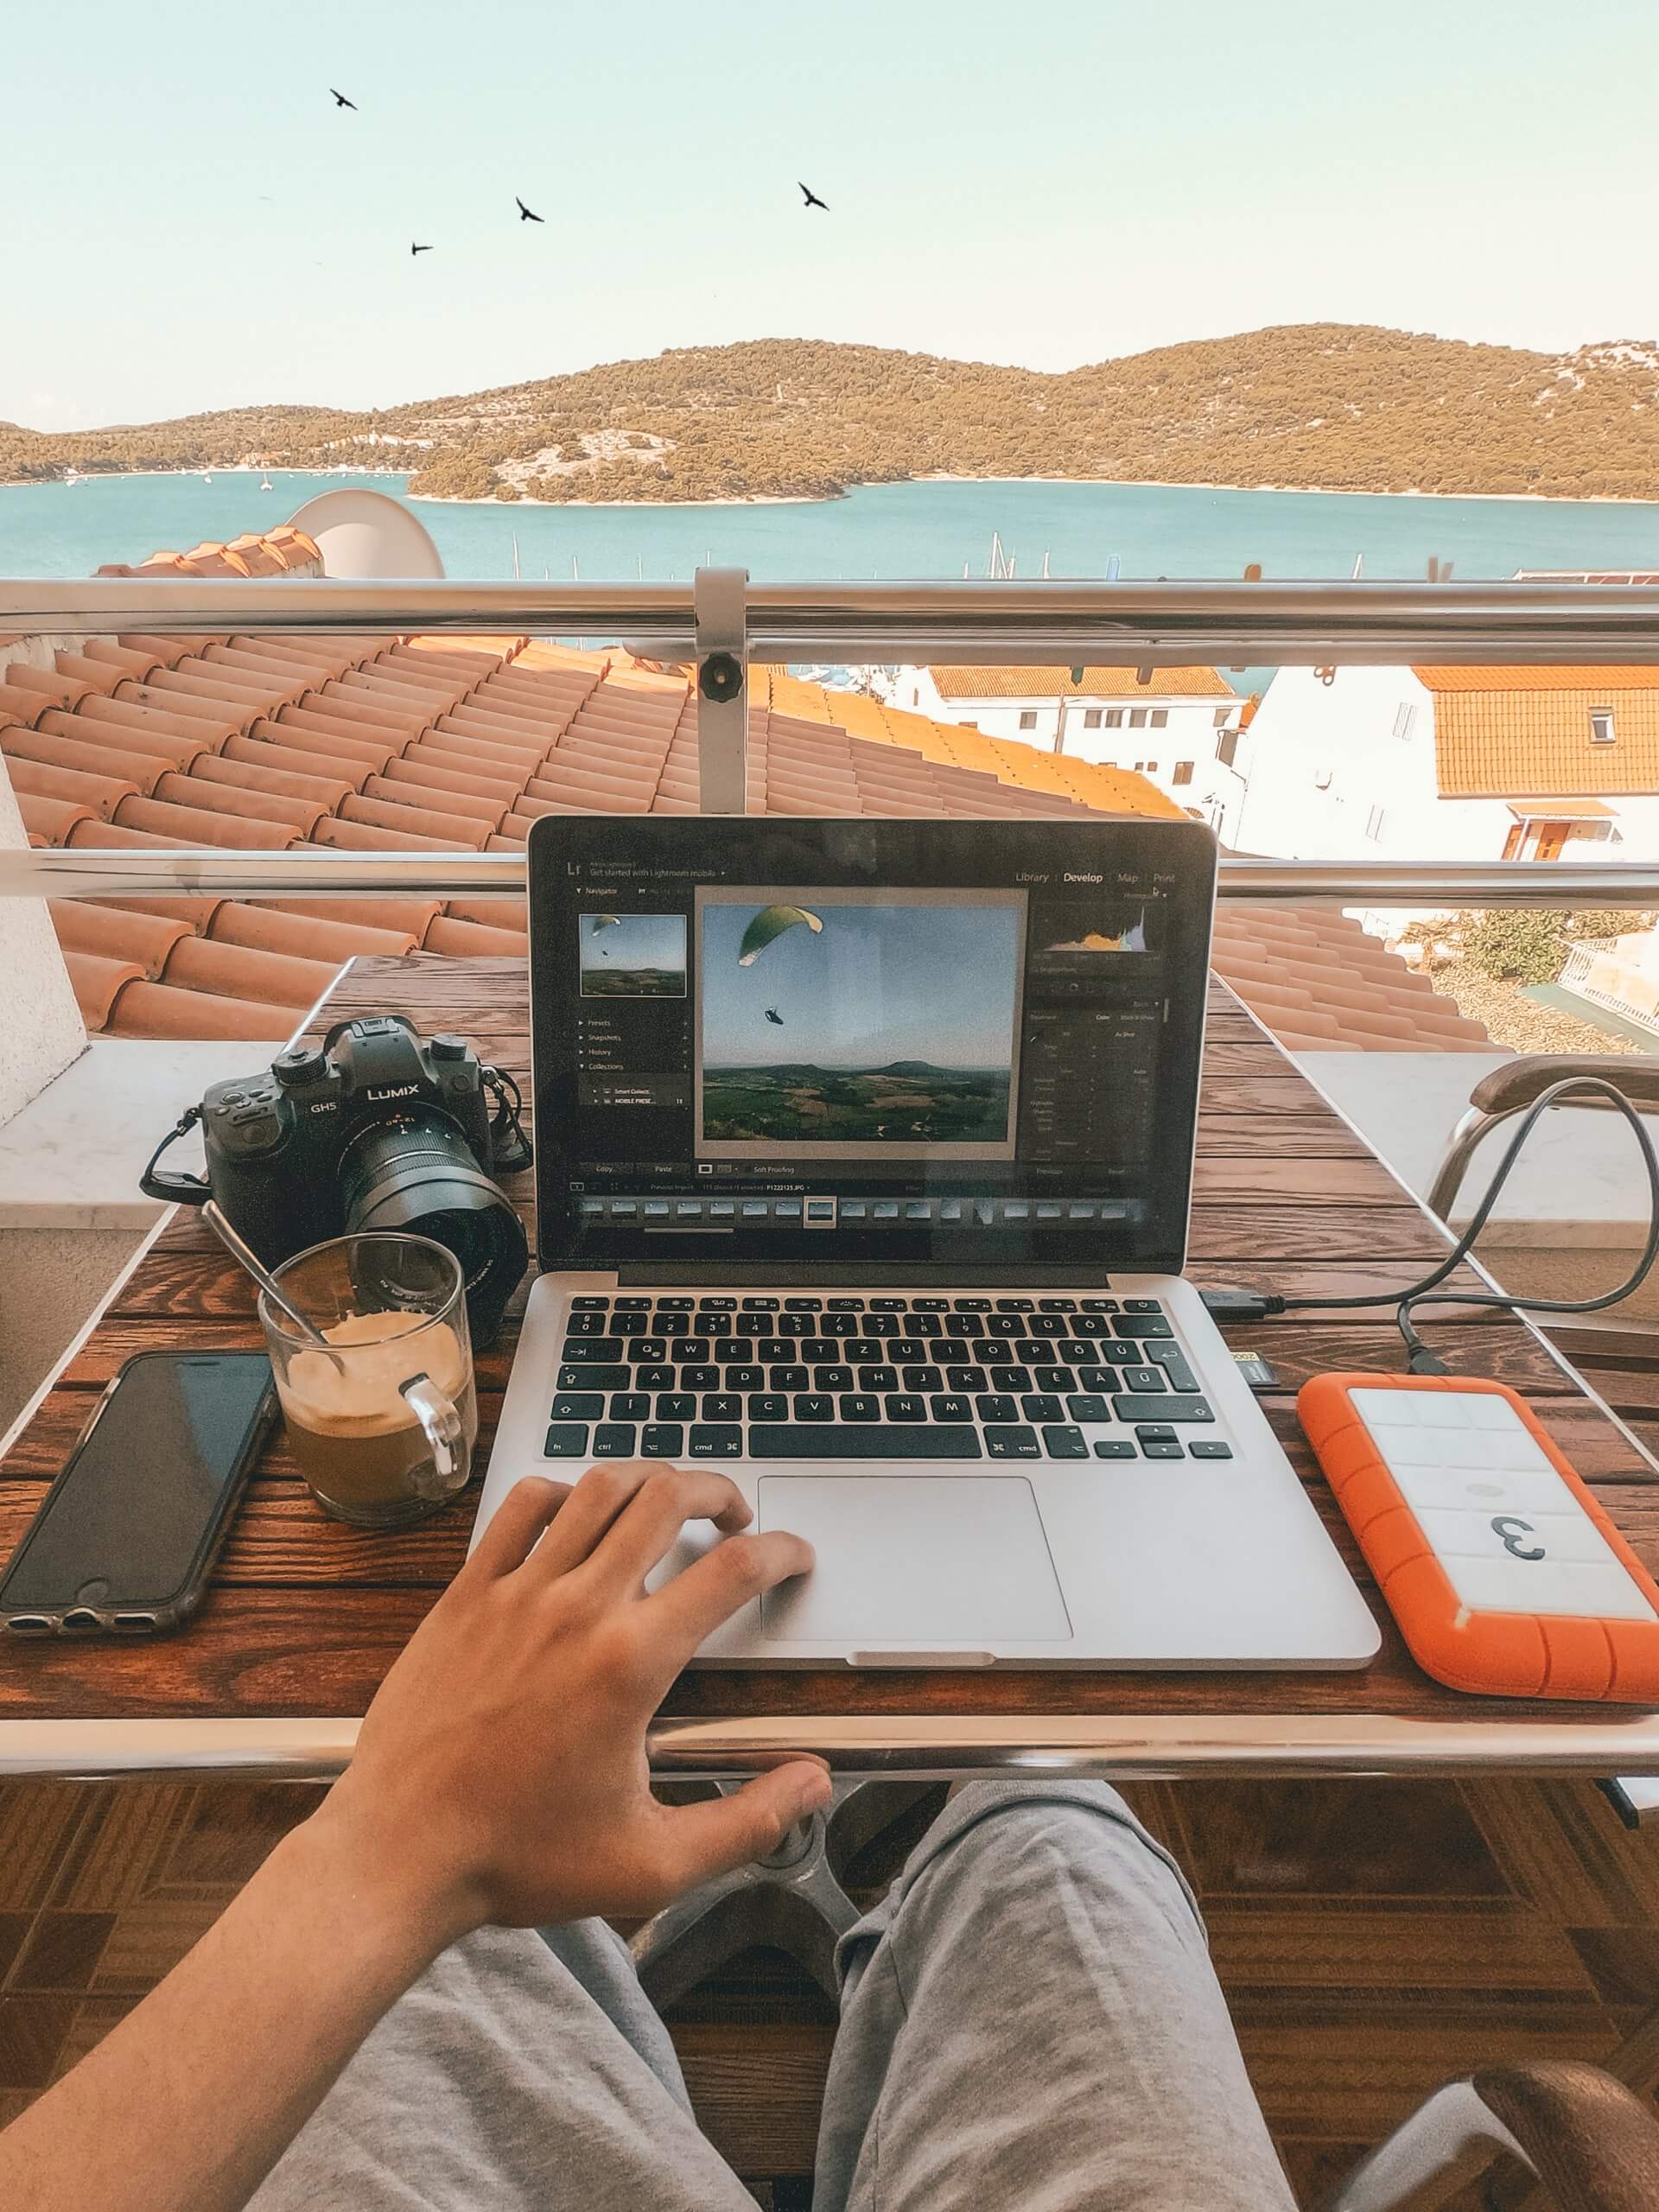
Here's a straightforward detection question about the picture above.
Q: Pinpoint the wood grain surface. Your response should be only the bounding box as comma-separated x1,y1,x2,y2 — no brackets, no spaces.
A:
3,953,1656,1738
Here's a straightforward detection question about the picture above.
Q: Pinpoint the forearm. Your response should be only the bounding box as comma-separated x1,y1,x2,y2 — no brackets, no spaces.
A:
0,1800,464,2212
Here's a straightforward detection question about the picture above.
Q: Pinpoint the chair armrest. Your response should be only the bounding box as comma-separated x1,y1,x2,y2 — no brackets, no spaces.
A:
1470,1056,1659,1115
1472,2062,1659,2212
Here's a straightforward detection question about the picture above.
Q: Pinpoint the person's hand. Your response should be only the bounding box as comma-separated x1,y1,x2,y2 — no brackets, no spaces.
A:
311,1463,830,1938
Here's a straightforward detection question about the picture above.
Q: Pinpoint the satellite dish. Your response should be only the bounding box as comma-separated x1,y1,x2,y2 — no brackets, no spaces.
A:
283,488,445,580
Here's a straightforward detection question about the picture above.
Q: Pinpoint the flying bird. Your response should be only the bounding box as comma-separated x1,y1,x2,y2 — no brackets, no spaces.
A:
516,196,543,224
765,1007,784,1026
798,181,829,210
410,242,433,257
330,89,357,109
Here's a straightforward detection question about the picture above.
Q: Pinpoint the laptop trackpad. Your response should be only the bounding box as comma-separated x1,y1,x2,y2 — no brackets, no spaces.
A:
757,1476,1072,1644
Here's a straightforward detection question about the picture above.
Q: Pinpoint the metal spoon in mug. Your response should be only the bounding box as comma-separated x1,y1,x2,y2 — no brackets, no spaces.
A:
202,1202,346,1369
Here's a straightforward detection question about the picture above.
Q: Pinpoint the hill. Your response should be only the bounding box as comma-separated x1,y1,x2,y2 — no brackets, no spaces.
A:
5,327,1659,503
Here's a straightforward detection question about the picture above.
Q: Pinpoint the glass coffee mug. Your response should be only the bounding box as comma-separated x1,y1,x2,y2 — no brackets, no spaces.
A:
259,1233,478,1529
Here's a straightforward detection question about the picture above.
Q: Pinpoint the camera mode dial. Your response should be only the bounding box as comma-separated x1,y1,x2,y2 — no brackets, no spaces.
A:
274,1046,327,1089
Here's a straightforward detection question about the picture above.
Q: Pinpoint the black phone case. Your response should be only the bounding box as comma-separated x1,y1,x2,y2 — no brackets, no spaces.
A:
0,1351,276,1638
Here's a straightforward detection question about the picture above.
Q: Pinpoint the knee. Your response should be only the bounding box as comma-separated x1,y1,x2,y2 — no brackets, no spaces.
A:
913,1785,1199,1934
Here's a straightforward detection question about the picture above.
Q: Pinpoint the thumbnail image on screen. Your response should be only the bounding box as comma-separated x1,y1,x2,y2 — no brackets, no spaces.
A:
578,912,687,999
696,890,1024,1160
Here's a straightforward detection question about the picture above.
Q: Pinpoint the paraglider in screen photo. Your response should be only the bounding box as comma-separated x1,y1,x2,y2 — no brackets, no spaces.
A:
577,912,687,998
695,888,1026,1160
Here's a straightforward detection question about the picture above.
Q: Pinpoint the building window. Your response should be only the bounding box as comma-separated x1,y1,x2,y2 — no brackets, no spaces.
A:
1365,804,1387,841
911,687,919,706
1150,708,1168,728
1018,709,1038,730
1213,707,1232,728
1217,729,1239,769
1083,709,1102,729
1172,761,1193,786
1145,760,1159,774
1129,708,1147,728
1393,702,1416,741
1103,708,1123,728
1591,708,1617,744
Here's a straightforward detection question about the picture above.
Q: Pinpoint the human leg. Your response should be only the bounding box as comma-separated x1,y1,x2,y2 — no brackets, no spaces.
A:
814,1782,1294,2212
249,1918,755,2211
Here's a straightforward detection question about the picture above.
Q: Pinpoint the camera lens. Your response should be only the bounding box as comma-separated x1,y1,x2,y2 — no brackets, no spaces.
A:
339,1111,528,1343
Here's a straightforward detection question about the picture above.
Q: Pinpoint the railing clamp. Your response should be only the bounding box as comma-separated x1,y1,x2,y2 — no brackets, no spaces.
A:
695,566,749,816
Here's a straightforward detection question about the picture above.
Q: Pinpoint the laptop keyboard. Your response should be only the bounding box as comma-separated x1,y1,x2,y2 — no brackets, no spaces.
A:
542,1294,1235,1465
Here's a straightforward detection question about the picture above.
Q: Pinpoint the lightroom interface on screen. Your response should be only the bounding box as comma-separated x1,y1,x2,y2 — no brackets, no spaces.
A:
565,868,1172,1242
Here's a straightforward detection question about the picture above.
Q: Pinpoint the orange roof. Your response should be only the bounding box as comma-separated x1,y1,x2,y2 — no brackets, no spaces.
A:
1412,667,1659,798
928,664,1234,702
0,546,1487,1057
93,526,321,580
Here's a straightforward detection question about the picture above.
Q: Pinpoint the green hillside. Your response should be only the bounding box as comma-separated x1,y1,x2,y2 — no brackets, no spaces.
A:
4,326,1658,503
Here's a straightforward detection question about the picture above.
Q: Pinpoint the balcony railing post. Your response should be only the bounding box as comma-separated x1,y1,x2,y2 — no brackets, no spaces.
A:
694,567,749,816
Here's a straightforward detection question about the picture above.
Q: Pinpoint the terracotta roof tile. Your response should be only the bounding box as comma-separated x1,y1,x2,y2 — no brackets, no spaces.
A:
223,731,373,794
5,722,172,794
160,934,338,1009
70,696,228,759
445,894,530,931
209,906,418,963
387,752,529,804
19,792,96,844
360,772,504,830
150,771,325,838
339,791,493,848
50,899,190,976
65,950,149,1028
82,639,164,682
6,663,95,712
262,895,445,939
113,794,297,849
103,893,226,931
1413,668,1659,799
422,915,529,957
189,749,356,810
308,814,455,853
0,682,58,730
105,981,294,1041
64,817,177,850
4,754,139,819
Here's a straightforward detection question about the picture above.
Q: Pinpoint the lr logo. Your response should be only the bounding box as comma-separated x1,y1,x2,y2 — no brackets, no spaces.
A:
1491,1515,1546,1562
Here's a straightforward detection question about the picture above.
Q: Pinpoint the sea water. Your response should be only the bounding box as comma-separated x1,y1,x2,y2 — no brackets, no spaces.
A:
3,470,1659,585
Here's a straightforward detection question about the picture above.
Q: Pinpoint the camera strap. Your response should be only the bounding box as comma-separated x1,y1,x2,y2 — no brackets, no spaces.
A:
483,1067,534,1177
139,1106,212,1206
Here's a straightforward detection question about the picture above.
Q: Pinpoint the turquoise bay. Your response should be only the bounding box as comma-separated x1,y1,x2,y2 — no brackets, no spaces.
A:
3,471,1659,584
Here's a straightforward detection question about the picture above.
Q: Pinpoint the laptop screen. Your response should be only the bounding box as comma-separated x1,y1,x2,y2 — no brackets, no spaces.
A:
529,816,1217,1274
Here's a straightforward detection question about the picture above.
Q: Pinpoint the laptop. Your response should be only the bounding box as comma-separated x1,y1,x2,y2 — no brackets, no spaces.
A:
470,813,1380,1670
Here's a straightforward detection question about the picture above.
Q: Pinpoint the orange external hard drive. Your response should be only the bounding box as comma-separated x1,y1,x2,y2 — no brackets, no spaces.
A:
1299,1372,1659,1701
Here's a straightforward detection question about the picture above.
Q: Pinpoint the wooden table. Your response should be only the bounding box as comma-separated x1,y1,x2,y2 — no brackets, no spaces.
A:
5,954,1659,1782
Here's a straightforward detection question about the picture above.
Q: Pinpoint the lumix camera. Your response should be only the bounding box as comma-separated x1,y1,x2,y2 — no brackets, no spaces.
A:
143,1017,532,1344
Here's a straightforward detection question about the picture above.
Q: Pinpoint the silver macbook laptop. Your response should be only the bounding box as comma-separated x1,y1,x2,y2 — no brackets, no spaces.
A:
470,814,1379,1670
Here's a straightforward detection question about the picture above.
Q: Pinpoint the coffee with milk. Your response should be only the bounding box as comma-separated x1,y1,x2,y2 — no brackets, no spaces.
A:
276,1310,476,1527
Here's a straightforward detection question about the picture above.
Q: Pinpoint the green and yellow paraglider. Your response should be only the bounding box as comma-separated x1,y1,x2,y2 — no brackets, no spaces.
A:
736,905,823,967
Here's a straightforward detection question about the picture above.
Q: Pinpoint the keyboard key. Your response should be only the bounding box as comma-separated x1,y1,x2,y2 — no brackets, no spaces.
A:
551,1391,604,1419
1066,1394,1113,1423
827,1297,865,1312
727,1364,766,1390
1081,1297,1120,1313
612,1313,648,1338
839,1393,880,1421
976,1394,1018,1424
1120,1367,1166,1394
1076,1367,1117,1393
749,1393,790,1421
1043,1425,1089,1459
1094,1439,1137,1460
1034,1365,1071,1393
1072,1314,1114,1338
1028,1314,1070,1338
1145,1345,1200,1391
1135,1423,1179,1443
1116,1396,1213,1424
566,1313,608,1338
903,1364,944,1393
779,1313,817,1338
563,1338,623,1363
913,1297,948,1312
995,1297,1034,1313
815,1364,855,1391
736,1313,770,1338
636,1364,677,1392
1124,1297,1163,1313
859,1364,899,1392
1039,1298,1077,1313
1103,1340,1144,1364
658,1296,695,1311
593,1423,638,1455
559,1363,630,1391
680,1364,721,1391
702,1393,743,1421
1022,1393,1065,1423
610,1392,651,1420
987,1426,1040,1459
988,1314,1026,1338
909,1313,944,1338
615,1296,653,1312
658,1312,690,1337
747,1425,982,1459
1058,1343,1095,1367
823,1313,861,1338
716,1338,754,1363
931,1393,972,1421
571,1295,609,1311
946,1364,982,1393
864,1313,901,1338
742,1297,779,1312
785,1296,823,1312
700,1312,732,1336
795,1394,835,1422
955,1298,991,1312
1189,1440,1233,1460
1141,1440,1185,1460
543,1422,590,1457
886,1393,925,1422
1130,1317,1174,1340
946,1313,984,1336
989,1365,1032,1393
871,1297,908,1313
657,1392,696,1420
772,1363,811,1392
690,1424,742,1457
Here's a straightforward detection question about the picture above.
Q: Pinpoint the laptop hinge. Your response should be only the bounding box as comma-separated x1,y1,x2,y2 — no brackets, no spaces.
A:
612,1260,1176,1288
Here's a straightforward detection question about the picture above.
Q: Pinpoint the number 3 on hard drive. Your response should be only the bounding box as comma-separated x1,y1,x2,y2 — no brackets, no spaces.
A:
1491,1515,1546,1562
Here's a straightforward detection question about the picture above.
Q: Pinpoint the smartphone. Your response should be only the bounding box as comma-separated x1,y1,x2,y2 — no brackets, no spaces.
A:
1,1351,276,1637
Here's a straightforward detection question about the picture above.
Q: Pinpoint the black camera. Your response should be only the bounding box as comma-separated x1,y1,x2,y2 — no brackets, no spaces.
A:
142,1016,532,1344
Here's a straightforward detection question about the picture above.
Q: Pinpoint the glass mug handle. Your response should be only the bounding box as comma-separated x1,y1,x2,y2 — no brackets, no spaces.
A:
397,1371,468,1501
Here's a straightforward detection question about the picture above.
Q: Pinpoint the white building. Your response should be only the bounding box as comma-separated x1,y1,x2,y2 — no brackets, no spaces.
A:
1234,664,1659,865
882,664,1248,837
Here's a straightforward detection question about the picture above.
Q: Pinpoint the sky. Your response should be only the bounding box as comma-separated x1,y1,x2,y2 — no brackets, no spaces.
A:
578,911,687,979
699,899,1020,1070
6,0,1659,431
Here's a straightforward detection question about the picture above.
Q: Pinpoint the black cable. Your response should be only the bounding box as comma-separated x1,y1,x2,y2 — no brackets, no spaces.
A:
1205,1076,1659,1373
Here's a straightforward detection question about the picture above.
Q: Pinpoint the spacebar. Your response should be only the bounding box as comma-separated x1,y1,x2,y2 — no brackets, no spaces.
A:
747,1424,982,1459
